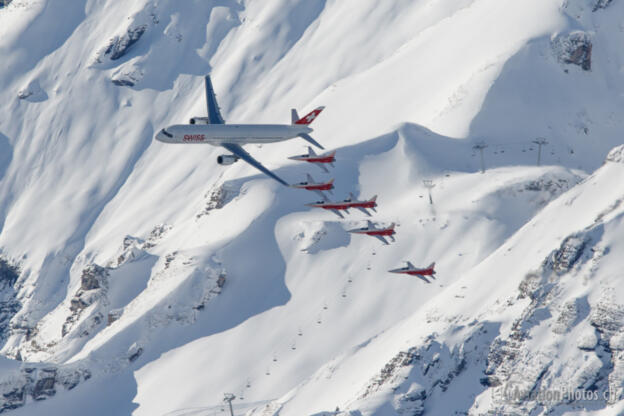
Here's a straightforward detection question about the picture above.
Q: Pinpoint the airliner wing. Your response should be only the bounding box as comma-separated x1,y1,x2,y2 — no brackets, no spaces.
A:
221,143,288,186
205,75,225,124
374,235,389,245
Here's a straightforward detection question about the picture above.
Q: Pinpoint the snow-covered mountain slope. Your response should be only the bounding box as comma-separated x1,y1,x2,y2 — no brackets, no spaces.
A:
0,0,623,415
260,148,624,416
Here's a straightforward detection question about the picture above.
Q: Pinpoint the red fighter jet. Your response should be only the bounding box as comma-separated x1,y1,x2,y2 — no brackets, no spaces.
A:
346,192,377,216
289,146,336,173
348,220,395,245
388,261,436,283
305,195,352,218
290,174,334,198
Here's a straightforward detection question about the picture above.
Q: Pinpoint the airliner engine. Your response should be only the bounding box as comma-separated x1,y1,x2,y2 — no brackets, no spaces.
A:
189,117,211,125
217,155,239,165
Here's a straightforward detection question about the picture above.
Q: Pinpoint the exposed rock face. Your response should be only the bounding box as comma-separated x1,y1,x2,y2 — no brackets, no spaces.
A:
356,327,496,415
0,258,20,345
0,258,19,290
553,31,592,71
548,234,588,275
101,25,147,61
128,343,143,363
0,365,91,412
111,78,135,87
593,0,613,11
606,145,624,164
62,264,109,337
196,184,238,219
477,223,623,414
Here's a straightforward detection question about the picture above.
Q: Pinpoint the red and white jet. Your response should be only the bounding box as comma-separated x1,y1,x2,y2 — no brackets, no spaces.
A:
388,261,436,282
290,174,334,198
348,220,395,245
347,192,377,216
305,196,352,219
289,146,336,173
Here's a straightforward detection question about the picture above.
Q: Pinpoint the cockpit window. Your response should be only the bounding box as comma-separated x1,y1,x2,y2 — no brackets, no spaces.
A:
161,128,173,138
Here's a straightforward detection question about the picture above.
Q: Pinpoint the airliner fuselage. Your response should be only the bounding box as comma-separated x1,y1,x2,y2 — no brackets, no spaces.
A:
156,124,312,145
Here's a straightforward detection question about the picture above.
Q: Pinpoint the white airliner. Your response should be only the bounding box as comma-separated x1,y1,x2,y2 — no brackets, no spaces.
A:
155,75,325,186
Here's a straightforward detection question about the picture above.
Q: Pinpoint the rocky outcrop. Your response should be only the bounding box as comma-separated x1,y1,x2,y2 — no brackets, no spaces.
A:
553,32,592,71
127,343,143,363
0,364,91,412
548,234,588,275
478,223,621,414
196,184,238,219
0,259,18,290
62,264,109,337
606,145,624,164
98,25,147,62
593,0,613,11
0,258,20,345
356,327,496,415
108,224,169,269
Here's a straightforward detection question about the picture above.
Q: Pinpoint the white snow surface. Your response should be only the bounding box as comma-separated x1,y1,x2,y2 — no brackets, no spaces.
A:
0,0,623,415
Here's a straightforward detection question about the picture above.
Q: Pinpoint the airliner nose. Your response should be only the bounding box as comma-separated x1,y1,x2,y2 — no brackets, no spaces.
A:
155,128,175,142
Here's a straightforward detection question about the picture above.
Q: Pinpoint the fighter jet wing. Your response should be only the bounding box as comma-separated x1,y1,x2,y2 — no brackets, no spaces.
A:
330,209,345,219
221,143,288,186
313,190,327,199
416,275,431,283
356,207,372,216
316,164,329,173
373,235,389,245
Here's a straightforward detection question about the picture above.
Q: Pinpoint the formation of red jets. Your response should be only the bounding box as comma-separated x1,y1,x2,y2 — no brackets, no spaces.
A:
288,147,436,281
